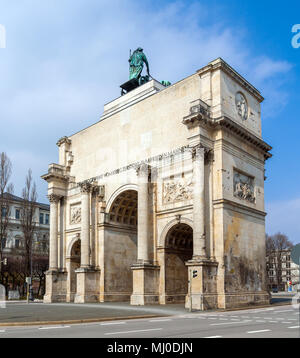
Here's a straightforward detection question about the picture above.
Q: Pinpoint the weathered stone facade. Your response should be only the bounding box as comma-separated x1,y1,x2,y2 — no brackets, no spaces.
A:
42,58,272,309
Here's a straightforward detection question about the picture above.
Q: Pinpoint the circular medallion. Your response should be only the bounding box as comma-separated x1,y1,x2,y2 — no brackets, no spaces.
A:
235,92,248,121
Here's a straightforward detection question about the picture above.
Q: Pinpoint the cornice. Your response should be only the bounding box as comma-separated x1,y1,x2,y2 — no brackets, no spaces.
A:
197,58,264,103
213,198,267,218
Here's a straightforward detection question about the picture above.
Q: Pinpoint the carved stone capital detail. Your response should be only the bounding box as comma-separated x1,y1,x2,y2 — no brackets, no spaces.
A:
47,194,61,203
79,182,92,194
135,163,151,178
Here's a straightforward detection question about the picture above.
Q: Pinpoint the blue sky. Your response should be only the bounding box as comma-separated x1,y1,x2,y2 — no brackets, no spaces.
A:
0,0,299,243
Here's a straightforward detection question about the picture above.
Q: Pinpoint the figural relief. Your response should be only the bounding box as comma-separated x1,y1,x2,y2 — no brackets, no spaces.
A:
70,205,81,224
163,178,193,204
235,92,248,121
233,171,255,203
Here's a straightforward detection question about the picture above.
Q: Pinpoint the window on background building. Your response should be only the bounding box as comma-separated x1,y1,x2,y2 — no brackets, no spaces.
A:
15,209,20,219
39,212,44,224
15,239,20,249
1,207,7,217
45,214,49,225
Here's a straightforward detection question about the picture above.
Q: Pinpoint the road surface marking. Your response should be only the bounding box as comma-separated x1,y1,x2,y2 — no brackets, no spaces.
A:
100,322,126,326
203,336,222,338
269,321,278,323
149,319,172,322
208,318,217,320
255,320,266,323
288,319,297,320
105,328,162,335
39,326,70,330
219,318,228,321
0,330,5,333
211,320,251,326
282,322,291,324
247,329,271,334
274,310,294,313
288,326,300,329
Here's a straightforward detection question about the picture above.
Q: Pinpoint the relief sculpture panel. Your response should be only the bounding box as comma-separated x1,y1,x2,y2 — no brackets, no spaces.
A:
70,205,81,224
163,178,193,204
233,170,255,203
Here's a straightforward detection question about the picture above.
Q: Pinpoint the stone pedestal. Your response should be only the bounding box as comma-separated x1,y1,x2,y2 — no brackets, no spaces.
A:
74,268,100,303
130,263,160,305
44,270,67,303
185,259,218,310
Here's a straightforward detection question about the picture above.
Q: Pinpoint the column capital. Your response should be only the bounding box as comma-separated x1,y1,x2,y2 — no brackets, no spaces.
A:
91,184,105,200
189,144,213,164
79,181,92,194
135,163,151,178
47,194,61,203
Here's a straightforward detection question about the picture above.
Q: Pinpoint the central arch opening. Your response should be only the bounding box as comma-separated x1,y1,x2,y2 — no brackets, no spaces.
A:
165,223,193,303
106,189,138,301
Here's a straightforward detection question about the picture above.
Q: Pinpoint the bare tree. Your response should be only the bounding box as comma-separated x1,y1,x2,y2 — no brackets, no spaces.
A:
0,152,14,275
20,169,37,278
266,232,293,290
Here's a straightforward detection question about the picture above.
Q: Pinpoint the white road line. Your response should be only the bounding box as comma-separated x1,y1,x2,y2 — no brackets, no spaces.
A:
288,326,300,329
230,319,240,321
148,319,172,323
39,326,70,330
288,319,297,321
282,322,291,324
208,318,217,320
219,318,228,321
256,320,266,323
105,328,162,335
100,322,126,326
269,321,278,323
203,336,222,338
211,320,251,326
247,329,271,334
273,310,294,313
0,330,5,333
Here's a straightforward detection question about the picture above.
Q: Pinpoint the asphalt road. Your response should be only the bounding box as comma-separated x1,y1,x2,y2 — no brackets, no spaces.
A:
0,304,299,338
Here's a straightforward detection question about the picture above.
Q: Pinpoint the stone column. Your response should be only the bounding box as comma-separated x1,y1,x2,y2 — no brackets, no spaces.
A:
192,145,206,259
74,182,100,303
137,163,150,263
44,194,67,303
131,164,159,305
80,182,91,268
48,194,60,270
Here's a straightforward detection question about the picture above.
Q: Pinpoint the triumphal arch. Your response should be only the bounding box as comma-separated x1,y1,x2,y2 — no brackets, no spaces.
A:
42,56,272,310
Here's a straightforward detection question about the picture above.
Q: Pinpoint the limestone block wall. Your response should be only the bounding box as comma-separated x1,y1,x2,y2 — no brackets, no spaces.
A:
223,207,266,293
104,229,137,300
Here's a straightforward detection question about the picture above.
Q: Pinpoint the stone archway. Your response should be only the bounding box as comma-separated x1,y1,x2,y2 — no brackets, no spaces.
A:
164,223,193,303
105,189,138,301
66,239,80,302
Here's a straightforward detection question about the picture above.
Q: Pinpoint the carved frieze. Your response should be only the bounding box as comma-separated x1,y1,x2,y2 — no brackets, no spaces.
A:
163,178,193,204
70,205,81,224
233,171,255,203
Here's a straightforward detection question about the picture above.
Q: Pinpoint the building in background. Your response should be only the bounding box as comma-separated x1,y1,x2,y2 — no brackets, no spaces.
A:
1,193,49,297
2,193,50,254
267,249,300,292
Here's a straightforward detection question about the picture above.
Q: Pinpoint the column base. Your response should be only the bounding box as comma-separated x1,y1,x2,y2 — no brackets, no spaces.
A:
74,267,100,303
185,259,219,310
130,263,160,305
43,270,67,303
218,292,270,309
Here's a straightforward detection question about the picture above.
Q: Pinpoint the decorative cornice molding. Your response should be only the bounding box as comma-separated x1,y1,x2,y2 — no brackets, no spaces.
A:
196,58,264,103
56,136,71,147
